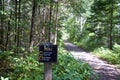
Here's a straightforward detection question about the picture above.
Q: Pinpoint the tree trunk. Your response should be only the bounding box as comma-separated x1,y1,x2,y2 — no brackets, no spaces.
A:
49,0,53,42
5,0,11,50
0,0,2,50
0,0,4,51
54,1,58,44
14,0,18,45
109,1,113,49
29,0,37,52
17,0,21,47
5,11,12,50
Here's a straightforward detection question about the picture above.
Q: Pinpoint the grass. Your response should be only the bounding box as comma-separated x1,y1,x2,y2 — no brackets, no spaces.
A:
93,46,120,67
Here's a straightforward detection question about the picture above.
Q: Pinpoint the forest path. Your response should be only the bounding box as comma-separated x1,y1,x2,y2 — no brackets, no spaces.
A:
64,40,120,80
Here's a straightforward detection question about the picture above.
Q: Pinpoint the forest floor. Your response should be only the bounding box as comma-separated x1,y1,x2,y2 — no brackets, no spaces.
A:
64,40,120,80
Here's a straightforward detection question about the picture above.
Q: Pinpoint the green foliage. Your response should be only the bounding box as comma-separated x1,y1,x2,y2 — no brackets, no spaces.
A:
93,47,117,64
53,48,94,80
66,0,120,69
87,0,120,49
113,43,120,54
8,48,43,80
1,46,94,80
93,44,120,65
1,76,9,80
0,10,7,15
69,33,120,66
69,0,94,17
113,44,120,64
0,51,13,60
0,51,13,75
69,32,102,51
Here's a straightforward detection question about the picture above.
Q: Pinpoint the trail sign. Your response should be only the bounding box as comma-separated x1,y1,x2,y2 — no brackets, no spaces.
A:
39,43,57,63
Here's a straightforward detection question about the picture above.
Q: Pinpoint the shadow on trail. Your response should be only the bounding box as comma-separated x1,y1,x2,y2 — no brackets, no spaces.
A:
64,40,85,53
64,40,120,80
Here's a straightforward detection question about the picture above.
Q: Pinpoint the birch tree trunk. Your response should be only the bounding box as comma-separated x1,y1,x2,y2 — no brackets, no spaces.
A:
54,1,59,44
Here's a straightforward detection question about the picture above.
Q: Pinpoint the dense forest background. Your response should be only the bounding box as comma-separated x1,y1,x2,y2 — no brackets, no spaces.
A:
0,0,120,80
0,0,60,52
67,0,120,49
67,0,120,65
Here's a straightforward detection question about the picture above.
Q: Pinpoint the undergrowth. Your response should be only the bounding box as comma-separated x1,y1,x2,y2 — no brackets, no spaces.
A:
93,44,120,66
69,30,120,67
69,37,120,67
0,45,95,80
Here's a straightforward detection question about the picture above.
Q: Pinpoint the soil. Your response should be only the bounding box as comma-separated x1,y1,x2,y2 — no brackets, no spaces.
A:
64,40,120,80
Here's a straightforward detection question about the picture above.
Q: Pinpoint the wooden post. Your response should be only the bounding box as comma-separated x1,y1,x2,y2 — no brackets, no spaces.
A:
44,0,52,79
44,63,52,80
43,0,58,79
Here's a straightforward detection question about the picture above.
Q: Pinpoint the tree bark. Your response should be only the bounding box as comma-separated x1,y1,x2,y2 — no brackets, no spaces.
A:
14,0,18,45
109,0,113,49
5,12,12,51
49,0,53,42
54,1,58,44
0,0,2,50
0,0,4,50
17,0,21,47
29,0,37,52
5,19,10,50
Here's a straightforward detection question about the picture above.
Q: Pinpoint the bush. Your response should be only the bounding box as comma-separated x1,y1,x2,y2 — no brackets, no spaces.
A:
2,47,94,80
8,48,43,80
0,51,14,77
93,45,120,65
113,43,120,64
113,43,120,54
53,48,94,80
69,33,102,51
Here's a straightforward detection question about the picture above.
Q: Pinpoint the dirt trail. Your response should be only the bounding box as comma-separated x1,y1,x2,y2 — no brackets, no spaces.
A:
64,40,120,80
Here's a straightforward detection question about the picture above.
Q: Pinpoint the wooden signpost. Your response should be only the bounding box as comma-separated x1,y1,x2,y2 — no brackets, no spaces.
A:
39,43,57,80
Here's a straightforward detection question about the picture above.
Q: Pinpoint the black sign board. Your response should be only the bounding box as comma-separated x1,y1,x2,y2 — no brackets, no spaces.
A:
39,43,57,63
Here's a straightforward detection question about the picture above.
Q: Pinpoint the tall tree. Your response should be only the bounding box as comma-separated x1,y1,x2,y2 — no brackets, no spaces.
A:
86,0,120,49
29,0,37,52
0,0,2,50
14,0,18,45
49,0,53,42
0,0,4,50
54,1,59,44
109,0,114,49
17,0,21,47
5,0,11,50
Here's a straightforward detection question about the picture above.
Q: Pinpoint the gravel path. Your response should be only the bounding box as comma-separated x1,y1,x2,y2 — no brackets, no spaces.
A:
64,40,120,80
